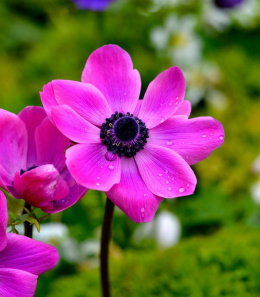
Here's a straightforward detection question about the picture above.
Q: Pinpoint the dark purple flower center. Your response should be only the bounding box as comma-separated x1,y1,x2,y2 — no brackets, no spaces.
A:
100,112,149,158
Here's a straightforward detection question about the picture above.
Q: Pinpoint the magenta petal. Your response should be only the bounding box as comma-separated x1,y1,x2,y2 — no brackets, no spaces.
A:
0,109,27,183
149,116,225,165
173,100,191,117
106,158,163,223
35,117,71,173
138,67,186,129
135,143,197,198
66,143,121,191
0,192,7,251
82,44,141,114
13,165,69,209
0,268,37,297
18,106,47,168
0,233,59,275
45,184,87,214
40,82,59,121
51,105,101,144
52,80,112,126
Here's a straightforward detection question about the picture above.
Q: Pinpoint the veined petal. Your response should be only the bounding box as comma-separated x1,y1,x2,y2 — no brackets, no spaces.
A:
106,158,163,223
35,117,71,173
82,44,141,114
45,184,87,214
66,143,121,191
0,109,27,182
0,233,59,275
0,192,7,252
51,105,101,144
13,165,69,209
18,106,47,169
173,100,191,117
0,268,37,297
52,80,112,126
138,67,186,129
149,116,225,165
135,143,197,198
40,82,59,121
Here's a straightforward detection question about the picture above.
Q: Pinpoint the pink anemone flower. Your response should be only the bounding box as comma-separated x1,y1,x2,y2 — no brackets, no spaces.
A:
0,191,59,297
0,106,87,213
40,44,224,223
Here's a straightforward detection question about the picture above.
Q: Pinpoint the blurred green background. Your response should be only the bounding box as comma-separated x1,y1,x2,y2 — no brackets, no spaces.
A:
1,0,260,296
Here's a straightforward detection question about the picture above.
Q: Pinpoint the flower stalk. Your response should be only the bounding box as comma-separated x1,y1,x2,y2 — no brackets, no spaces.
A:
100,198,115,297
23,202,33,238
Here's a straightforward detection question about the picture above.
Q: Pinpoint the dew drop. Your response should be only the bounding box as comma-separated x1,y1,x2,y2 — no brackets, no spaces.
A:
159,173,163,177
168,187,172,191
160,118,165,123
96,183,100,186
144,194,147,197
219,136,224,141
165,170,168,174
175,101,179,105
176,96,179,100
105,151,116,161
202,134,206,138
97,176,100,179
141,208,145,212
166,180,169,184
169,103,172,106
123,92,127,96
167,176,170,178
166,141,172,146
160,103,163,107
108,165,114,171
171,177,174,181
179,187,185,193
187,184,190,187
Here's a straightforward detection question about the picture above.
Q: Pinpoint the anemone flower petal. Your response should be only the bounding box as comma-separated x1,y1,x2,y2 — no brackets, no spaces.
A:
40,82,59,121
82,44,141,114
149,116,225,165
18,106,47,169
0,233,59,275
0,109,27,179
35,117,71,173
46,183,87,214
51,80,112,126
13,165,69,209
106,157,163,223
51,105,101,144
135,143,197,198
0,268,37,297
0,191,7,252
214,0,244,8
138,67,186,129
173,100,191,117
66,143,121,191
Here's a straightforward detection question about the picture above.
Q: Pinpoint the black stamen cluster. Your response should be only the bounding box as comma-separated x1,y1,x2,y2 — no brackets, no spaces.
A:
20,165,37,175
100,112,149,158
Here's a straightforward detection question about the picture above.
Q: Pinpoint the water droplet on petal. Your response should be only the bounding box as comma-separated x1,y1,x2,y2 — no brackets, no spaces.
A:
187,184,190,187
166,141,172,146
165,170,168,174
141,208,145,212
160,118,165,123
219,136,224,141
168,187,172,191
108,165,114,171
179,187,185,193
169,103,172,106
202,134,206,138
166,180,169,184
159,173,162,177
123,92,127,96
96,183,100,186
175,101,179,105
144,194,147,197
105,151,116,161
176,96,179,100
97,176,100,179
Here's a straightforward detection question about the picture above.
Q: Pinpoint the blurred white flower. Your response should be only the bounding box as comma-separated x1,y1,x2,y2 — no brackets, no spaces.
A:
133,211,181,249
250,182,260,204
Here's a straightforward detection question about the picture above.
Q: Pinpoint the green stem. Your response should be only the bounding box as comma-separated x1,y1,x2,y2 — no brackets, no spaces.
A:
100,198,115,297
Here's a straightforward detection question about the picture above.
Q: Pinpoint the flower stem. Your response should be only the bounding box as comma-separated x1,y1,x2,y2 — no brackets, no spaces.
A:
23,202,33,238
100,198,115,297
